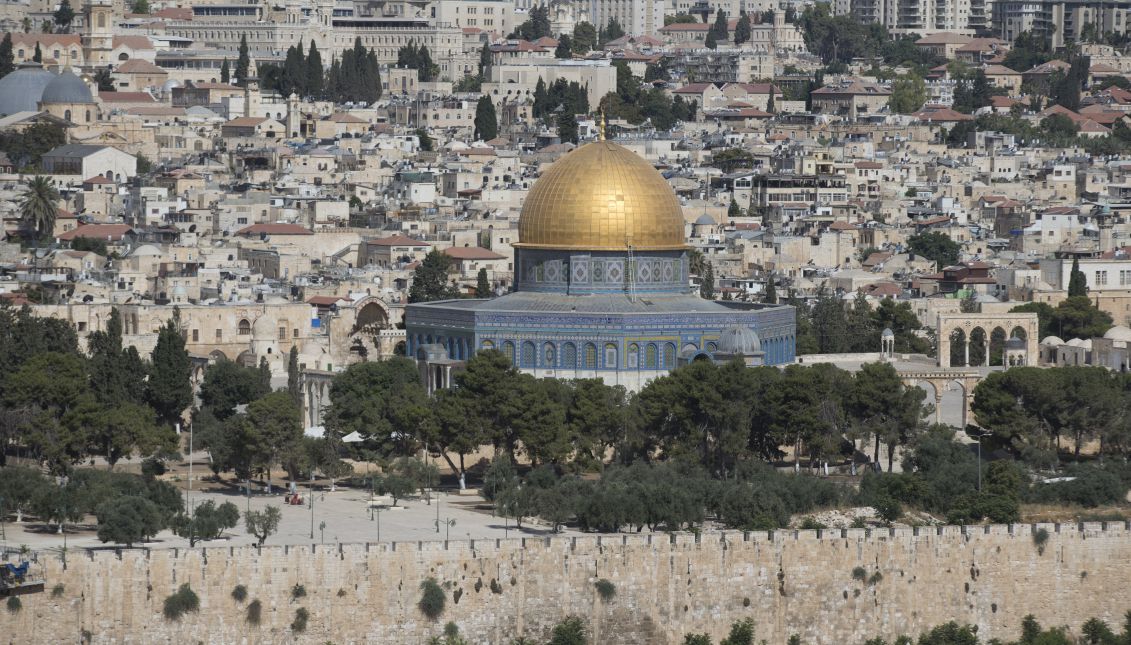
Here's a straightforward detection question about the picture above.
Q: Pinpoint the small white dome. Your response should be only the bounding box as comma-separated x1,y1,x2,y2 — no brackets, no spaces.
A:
1067,338,1086,348
1103,325,1131,342
1040,335,1064,346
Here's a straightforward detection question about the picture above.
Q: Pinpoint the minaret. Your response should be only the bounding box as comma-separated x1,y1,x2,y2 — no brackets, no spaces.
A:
83,0,115,68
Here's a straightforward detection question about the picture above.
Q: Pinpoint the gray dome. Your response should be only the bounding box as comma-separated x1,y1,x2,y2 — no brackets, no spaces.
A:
881,327,894,338
1005,335,1026,350
41,70,94,105
716,325,761,354
0,63,55,115
694,214,715,225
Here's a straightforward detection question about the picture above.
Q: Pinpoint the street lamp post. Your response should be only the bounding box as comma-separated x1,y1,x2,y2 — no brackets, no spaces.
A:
309,487,315,540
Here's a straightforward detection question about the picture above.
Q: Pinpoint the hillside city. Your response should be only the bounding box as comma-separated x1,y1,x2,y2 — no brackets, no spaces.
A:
3,0,1131,643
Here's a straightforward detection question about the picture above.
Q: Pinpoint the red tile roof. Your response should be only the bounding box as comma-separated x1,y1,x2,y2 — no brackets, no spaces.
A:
443,246,505,260
57,224,134,241
99,91,156,103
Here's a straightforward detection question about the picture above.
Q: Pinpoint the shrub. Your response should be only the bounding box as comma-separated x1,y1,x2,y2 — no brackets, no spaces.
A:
419,578,446,620
594,579,615,602
799,517,827,530
684,635,712,645
246,599,262,625
337,588,347,598
490,578,503,594
291,584,306,599
7,596,21,613
873,496,902,524
231,584,248,602
1033,528,1050,554
851,566,868,582
291,607,309,633
867,571,883,586
548,616,587,645
721,618,755,645
162,583,200,621
1028,466,1124,508
51,584,65,597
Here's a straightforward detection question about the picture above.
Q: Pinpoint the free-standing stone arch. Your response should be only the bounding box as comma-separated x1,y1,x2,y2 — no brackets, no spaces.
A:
936,312,1039,368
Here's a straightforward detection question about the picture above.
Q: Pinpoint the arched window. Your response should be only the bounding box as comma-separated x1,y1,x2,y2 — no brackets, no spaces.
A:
706,342,718,353
627,343,639,368
64,110,71,121
481,339,494,350
543,343,555,367
584,343,597,369
604,343,618,368
664,343,677,368
502,341,515,365
238,319,251,335
645,344,658,368
562,342,577,368
521,341,535,368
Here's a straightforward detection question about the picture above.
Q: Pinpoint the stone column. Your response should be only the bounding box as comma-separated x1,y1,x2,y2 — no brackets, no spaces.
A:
935,389,943,424
964,340,970,367
985,341,990,367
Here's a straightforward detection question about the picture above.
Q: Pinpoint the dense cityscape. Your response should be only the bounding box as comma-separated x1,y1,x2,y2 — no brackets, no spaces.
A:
0,0,1130,642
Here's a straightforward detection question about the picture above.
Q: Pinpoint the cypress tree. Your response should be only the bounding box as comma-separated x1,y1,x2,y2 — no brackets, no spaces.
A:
0,33,14,77
476,268,491,298
257,356,271,393
700,262,715,299
708,10,728,47
235,35,250,87
734,11,751,45
533,77,547,118
1068,257,1088,297
557,111,578,144
474,95,497,141
220,58,230,84
478,43,492,77
33,42,41,63
417,45,434,82
147,319,192,427
287,345,301,407
306,41,323,99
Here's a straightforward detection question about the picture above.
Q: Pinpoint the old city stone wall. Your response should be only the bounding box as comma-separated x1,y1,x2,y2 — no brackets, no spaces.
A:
6,523,1131,644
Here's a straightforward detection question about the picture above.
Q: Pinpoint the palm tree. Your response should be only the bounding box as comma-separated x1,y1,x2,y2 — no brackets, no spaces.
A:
20,176,59,242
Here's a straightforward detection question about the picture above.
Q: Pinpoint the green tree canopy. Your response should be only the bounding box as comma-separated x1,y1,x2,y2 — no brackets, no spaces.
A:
409,249,459,302
907,232,961,269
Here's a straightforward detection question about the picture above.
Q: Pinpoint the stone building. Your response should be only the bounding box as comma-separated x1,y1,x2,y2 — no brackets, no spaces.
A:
406,138,796,392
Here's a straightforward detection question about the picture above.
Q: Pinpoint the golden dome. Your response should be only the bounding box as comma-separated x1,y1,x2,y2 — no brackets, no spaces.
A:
516,141,686,251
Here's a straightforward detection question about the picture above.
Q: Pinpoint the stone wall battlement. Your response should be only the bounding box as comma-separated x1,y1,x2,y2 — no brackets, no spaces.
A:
6,523,1131,644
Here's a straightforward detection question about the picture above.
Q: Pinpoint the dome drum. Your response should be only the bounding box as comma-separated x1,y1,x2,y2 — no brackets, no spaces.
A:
515,247,689,296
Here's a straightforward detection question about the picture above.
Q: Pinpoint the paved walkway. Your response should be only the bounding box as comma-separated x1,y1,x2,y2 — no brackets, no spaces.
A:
1,485,577,555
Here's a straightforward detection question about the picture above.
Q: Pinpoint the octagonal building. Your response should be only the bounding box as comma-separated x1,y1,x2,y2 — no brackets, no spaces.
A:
405,140,796,391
